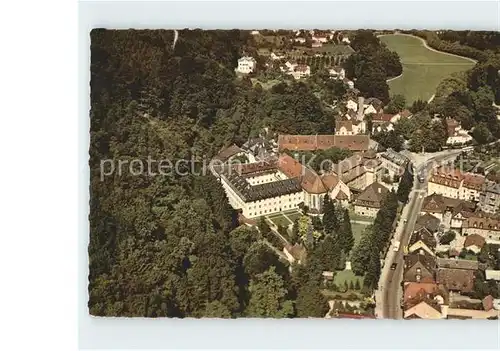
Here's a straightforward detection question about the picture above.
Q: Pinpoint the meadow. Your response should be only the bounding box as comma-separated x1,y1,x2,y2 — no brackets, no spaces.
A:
380,34,475,103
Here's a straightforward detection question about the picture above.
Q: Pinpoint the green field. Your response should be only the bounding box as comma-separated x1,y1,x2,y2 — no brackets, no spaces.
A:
250,78,281,90
379,34,475,103
333,270,364,287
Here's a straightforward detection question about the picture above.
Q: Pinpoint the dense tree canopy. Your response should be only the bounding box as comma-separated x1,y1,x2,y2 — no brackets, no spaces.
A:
345,30,402,103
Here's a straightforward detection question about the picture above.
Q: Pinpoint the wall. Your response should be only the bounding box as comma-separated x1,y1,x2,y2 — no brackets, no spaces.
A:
354,205,379,218
427,182,460,199
463,227,500,241
330,181,351,202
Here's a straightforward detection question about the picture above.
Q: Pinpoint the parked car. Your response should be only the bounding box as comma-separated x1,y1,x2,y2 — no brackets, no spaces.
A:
390,263,397,270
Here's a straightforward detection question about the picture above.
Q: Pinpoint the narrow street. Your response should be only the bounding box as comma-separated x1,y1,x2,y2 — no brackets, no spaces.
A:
375,150,463,319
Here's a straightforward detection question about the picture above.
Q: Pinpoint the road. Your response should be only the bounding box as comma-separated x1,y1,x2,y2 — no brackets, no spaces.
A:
376,149,463,319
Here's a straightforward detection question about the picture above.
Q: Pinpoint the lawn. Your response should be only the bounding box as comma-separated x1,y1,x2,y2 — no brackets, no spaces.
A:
333,270,364,287
379,34,475,103
250,78,280,90
349,211,374,223
284,210,302,223
351,222,369,245
266,214,293,228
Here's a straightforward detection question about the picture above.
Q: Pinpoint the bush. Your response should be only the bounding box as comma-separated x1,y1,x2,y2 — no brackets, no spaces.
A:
440,230,456,245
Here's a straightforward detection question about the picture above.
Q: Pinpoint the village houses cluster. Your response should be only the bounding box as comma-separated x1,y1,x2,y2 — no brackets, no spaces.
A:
236,30,355,86
399,163,500,319
402,213,500,319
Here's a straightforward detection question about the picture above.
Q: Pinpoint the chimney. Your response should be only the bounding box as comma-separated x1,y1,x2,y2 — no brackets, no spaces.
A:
357,96,364,120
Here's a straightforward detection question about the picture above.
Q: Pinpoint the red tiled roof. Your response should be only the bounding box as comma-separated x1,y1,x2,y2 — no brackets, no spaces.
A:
277,153,329,194
437,268,475,293
277,154,303,178
320,174,339,190
463,173,486,190
464,234,486,249
278,134,369,152
463,216,500,231
403,282,439,303
429,167,464,189
335,120,353,132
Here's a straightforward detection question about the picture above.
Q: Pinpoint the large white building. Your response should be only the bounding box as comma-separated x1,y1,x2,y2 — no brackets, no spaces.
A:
212,153,351,218
236,56,257,74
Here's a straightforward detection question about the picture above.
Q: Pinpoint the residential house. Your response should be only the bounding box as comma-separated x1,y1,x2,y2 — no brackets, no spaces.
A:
331,153,380,192
444,307,499,319
391,109,412,123
421,193,475,222
463,234,486,254
344,78,355,89
371,113,396,133
462,215,500,240
378,148,409,178
414,214,441,234
485,270,500,281
436,258,478,293
403,282,441,306
236,56,257,74
328,66,345,80
479,180,500,214
312,34,329,43
270,52,285,61
445,118,473,145
293,37,306,44
363,97,383,115
408,227,437,256
461,173,485,202
404,301,443,319
240,137,277,163
346,99,358,112
404,251,437,283
289,64,311,80
213,144,246,163
334,120,365,136
277,134,371,152
427,167,464,199
354,181,390,218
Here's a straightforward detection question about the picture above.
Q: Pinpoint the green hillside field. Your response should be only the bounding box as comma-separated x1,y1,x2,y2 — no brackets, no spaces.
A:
379,34,475,103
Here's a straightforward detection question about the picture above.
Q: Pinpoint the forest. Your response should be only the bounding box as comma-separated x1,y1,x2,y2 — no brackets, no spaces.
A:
89,29,351,317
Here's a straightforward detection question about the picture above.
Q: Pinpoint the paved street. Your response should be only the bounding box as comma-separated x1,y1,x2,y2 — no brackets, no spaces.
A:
375,150,463,319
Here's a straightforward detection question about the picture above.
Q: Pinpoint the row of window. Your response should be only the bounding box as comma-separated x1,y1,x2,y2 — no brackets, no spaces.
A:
248,204,296,217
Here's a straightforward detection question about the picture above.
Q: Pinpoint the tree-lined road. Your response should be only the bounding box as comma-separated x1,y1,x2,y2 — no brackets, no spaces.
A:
376,150,462,319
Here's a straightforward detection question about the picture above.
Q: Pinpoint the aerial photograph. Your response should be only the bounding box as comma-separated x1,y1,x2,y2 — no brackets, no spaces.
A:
89,28,500,319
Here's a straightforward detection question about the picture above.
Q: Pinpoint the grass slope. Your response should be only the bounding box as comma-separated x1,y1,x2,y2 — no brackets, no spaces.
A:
380,34,475,103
